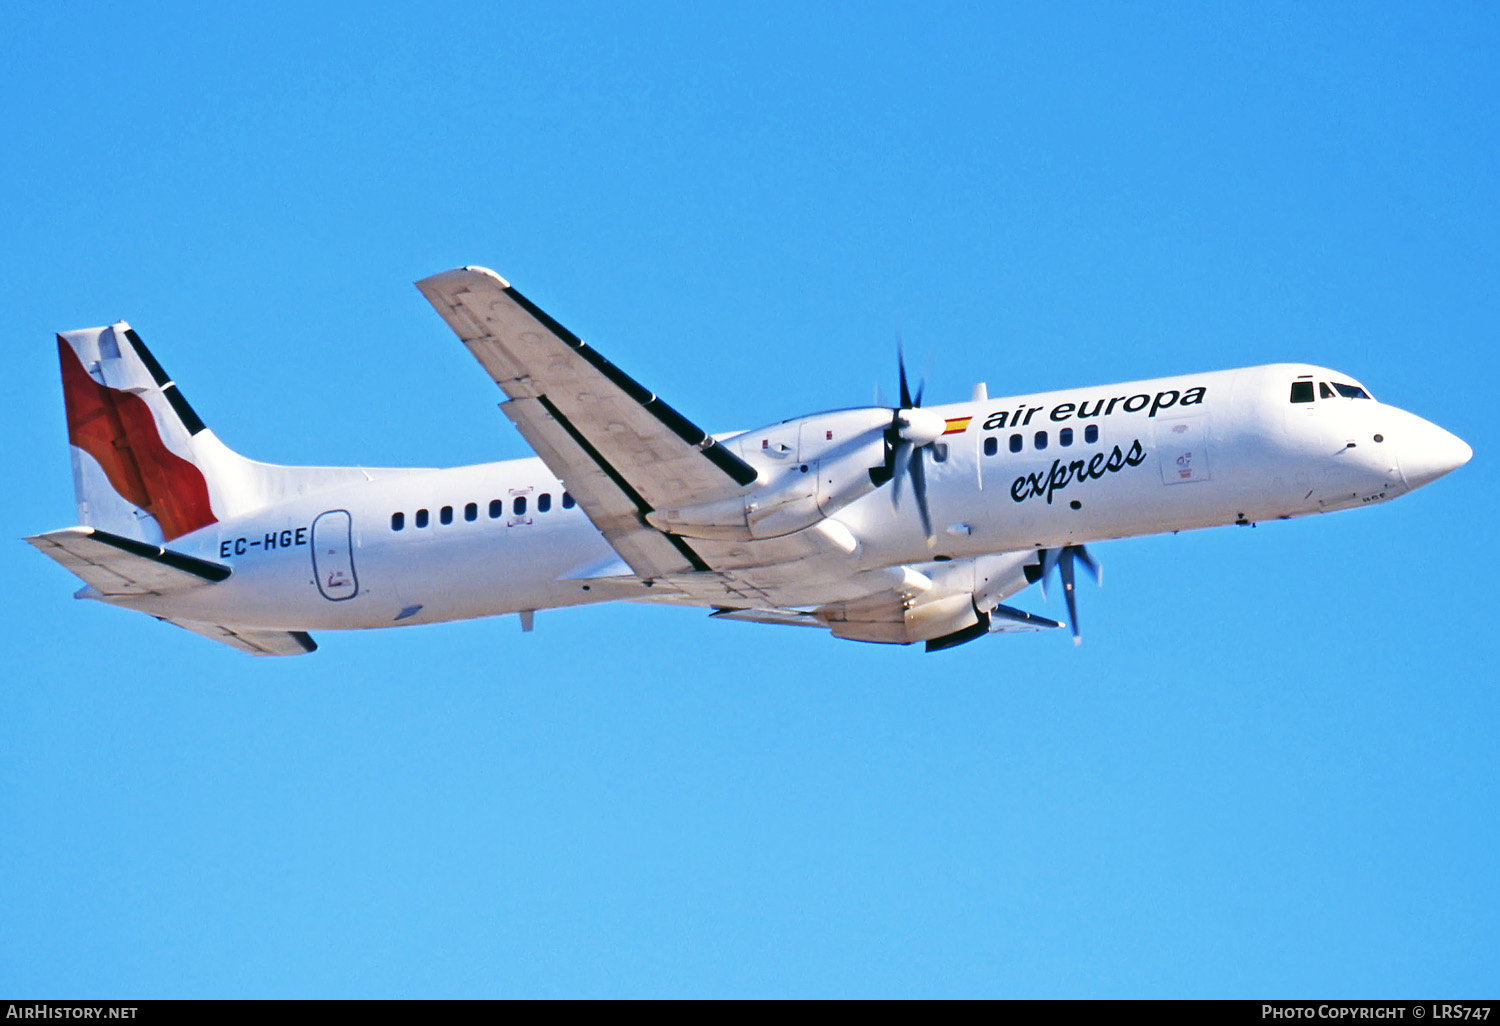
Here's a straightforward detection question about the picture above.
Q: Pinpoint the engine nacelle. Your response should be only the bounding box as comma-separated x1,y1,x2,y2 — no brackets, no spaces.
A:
822,590,982,645
816,553,1051,646
646,407,893,541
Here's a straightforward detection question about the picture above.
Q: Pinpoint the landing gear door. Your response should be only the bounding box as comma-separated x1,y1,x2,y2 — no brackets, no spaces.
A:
312,510,359,600
1155,417,1211,484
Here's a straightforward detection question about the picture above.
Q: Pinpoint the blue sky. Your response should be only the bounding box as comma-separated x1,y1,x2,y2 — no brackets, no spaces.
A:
3,1,1496,997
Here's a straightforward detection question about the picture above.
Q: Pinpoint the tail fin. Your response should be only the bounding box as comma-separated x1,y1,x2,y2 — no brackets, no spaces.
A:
59,323,227,543
44,322,421,659
58,322,426,545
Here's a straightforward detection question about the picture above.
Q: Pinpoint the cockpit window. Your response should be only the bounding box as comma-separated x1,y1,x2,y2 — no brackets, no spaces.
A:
1290,381,1315,403
1333,381,1371,400
1320,382,1335,399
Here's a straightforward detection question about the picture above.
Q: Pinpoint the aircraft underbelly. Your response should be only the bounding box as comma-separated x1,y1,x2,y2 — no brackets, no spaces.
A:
112,507,631,631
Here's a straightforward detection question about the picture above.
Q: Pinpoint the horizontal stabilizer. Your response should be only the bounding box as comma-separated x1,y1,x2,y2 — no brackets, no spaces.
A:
27,526,230,597
161,617,317,657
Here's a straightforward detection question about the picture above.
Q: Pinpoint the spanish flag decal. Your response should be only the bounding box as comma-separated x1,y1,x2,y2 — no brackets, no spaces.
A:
942,416,972,435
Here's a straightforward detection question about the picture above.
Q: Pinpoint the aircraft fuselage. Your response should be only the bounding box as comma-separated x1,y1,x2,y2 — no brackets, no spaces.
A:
91,361,1464,634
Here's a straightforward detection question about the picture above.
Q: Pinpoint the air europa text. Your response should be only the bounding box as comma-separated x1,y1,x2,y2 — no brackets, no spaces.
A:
983,386,1207,430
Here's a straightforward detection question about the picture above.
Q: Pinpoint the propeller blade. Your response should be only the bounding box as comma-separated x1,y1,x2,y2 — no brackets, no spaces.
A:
1059,548,1081,645
890,439,914,509
1073,543,1101,586
886,339,936,544
898,346,913,410
909,443,934,545
1035,545,1101,644
1039,547,1062,600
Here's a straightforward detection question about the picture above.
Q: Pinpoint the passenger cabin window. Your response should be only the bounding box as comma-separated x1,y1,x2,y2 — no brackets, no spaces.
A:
1290,381,1315,403
984,436,998,457
415,509,429,528
464,502,477,522
489,499,503,519
1034,430,1047,450
391,512,404,531
1333,382,1372,399
1084,424,1099,444
1059,427,1073,447
538,493,552,513
440,505,453,525
1009,434,1023,453
562,492,576,509
514,496,527,515
932,443,948,463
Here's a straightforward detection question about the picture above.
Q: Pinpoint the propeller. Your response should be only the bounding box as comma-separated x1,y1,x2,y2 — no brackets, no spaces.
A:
1037,544,1101,645
884,343,945,546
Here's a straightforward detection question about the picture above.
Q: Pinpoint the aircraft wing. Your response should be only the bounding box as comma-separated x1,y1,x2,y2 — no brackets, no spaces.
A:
417,267,759,578
708,606,824,628
705,551,1066,649
708,596,1063,649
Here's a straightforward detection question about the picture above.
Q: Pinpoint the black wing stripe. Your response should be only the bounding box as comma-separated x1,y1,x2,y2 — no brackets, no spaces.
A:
504,284,757,488
536,396,711,573
704,443,759,485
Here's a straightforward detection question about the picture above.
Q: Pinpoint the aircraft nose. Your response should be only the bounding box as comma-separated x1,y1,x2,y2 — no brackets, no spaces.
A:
1398,418,1472,491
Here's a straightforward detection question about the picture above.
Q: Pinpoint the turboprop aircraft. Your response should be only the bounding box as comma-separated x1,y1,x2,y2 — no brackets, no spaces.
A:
28,266,1472,655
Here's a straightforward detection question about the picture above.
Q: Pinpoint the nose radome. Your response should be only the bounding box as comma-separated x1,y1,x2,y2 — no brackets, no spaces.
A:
1399,418,1472,491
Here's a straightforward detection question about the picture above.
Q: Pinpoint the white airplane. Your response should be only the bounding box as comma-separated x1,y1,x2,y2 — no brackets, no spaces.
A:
28,266,1472,655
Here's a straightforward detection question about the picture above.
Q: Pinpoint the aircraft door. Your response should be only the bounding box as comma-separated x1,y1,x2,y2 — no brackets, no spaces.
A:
312,509,359,600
